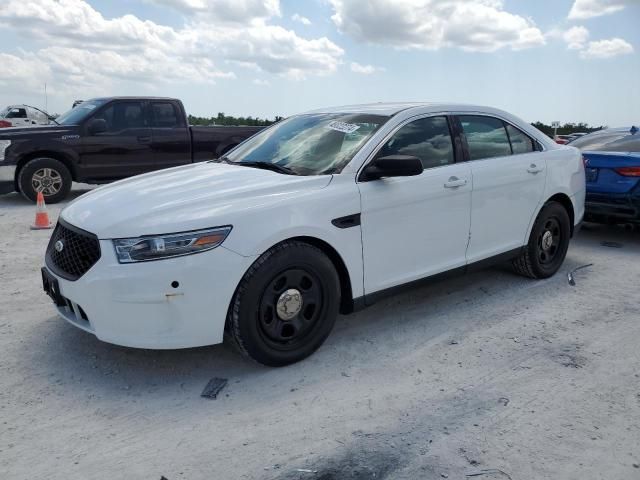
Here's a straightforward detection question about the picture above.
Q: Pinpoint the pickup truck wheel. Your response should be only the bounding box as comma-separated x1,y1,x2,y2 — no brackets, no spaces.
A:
227,241,340,366
18,158,72,204
512,201,571,279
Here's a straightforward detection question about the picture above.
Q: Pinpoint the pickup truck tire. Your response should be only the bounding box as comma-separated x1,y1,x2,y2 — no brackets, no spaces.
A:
512,201,571,279
18,158,72,204
227,241,340,367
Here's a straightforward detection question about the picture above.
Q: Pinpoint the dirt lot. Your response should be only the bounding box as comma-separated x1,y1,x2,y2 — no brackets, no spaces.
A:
1,187,639,480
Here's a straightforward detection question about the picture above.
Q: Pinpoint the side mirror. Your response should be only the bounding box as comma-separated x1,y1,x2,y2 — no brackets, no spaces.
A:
361,155,423,181
88,118,107,135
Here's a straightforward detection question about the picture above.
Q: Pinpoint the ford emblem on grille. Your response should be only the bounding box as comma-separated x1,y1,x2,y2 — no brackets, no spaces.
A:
54,240,65,252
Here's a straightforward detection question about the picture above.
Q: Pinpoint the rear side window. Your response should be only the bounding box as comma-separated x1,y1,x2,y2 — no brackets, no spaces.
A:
505,124,534,154
459,115,511,160
151,102,180,128
378,116,455,169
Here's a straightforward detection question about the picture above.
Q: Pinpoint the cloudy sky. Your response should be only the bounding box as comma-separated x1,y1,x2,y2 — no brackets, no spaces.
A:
0,0,638,125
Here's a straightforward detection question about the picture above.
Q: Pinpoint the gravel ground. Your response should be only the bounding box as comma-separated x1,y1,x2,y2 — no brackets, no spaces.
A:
1,187,639,480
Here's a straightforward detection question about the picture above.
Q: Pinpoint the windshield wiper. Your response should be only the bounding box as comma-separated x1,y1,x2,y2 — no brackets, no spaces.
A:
236,161,299,175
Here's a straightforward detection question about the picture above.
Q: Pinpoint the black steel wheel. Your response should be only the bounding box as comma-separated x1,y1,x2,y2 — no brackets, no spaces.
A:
513,201,571,279
18,157,72,203
227,241,340,366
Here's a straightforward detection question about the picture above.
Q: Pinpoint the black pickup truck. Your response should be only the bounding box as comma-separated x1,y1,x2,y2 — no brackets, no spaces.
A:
0,97,263,202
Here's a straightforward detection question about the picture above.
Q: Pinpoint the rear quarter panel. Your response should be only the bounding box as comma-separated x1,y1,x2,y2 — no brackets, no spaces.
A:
541,146,585,228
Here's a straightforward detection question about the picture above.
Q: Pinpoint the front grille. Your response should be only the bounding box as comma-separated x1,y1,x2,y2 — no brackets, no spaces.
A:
46,221,101,281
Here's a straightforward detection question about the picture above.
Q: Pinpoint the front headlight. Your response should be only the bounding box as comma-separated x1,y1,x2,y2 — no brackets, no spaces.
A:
0,140,10,161
113,226,232,264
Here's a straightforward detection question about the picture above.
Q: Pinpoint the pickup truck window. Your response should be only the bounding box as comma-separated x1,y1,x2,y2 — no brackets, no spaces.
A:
151,102,180,128
56,99,109,125
223,113,388,175
94,102,145,132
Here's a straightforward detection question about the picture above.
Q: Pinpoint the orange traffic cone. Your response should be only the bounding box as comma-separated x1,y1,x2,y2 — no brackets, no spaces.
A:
31,191,53,230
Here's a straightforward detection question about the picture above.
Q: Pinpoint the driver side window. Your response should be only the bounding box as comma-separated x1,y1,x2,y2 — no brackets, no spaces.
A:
379,116,455,169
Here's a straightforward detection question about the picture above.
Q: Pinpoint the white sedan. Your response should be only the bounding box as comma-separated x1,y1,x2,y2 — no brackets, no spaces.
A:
41,103,585,366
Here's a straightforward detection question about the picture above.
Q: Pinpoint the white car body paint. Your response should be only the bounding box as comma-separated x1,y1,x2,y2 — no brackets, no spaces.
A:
44,103,585,349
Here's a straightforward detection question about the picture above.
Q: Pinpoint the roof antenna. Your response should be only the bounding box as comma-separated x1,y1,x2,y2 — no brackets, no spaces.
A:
44,83,48,115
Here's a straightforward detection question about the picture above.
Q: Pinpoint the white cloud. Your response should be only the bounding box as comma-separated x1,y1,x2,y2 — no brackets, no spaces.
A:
329,0,545,52
568,0,630,20
580,37,634,59
291,13,311,26
563,26,590,50
145,0,281,22
350,62,384,74
0,0,344,98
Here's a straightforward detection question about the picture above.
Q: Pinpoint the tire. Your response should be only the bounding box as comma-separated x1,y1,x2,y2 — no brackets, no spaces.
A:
227,241,340,367
18,157,72,203
512,201,571,279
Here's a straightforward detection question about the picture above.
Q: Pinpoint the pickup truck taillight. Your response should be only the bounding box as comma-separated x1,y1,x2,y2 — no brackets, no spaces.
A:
615,167,640,177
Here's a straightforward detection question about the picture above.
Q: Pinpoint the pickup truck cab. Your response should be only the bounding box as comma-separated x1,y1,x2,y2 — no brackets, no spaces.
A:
0,97,262,202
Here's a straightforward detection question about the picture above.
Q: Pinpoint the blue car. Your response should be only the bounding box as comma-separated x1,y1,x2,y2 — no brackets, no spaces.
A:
571,126,640,225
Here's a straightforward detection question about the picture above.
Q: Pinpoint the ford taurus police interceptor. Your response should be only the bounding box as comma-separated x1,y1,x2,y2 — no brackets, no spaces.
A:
41,103,586,366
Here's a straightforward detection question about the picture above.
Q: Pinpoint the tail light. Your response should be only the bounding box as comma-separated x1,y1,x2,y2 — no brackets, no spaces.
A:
0,120,12,128
615,167,640,177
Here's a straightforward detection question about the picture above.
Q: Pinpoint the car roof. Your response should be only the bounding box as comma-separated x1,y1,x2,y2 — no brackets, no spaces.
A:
302,102,515,117
88,96,177,102
584,127,635,136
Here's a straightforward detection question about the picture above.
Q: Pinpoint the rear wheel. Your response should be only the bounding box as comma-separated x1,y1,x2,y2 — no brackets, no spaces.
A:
227,241,340,366
18,157,72,203
512,201,571,279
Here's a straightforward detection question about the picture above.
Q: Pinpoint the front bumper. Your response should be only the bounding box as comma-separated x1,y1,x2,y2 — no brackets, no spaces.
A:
585,191,640,223
0,164,16,194
44,240,256,349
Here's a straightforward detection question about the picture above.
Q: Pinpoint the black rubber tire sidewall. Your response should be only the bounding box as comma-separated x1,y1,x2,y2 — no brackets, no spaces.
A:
230,242,340,367
18,158,72,203
526,202,571,278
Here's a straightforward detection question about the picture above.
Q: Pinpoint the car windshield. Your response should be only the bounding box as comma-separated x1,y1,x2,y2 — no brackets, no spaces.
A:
0,107,10,118
55,99,108,126
571,129,640,153
223,113,389,175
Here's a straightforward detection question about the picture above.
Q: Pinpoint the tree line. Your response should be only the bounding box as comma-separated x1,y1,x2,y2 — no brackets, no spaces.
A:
188,113,283,127
189,114,606,138
531,121,605,137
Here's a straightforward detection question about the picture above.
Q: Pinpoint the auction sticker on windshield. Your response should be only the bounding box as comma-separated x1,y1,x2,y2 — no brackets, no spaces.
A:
327,121,360,134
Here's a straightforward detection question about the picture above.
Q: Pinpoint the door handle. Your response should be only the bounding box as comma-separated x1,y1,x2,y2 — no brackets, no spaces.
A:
527,164,544,174
444,176,468,189
137,136,152,143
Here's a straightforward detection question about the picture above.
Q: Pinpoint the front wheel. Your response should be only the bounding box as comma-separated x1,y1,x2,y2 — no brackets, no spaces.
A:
227,241,340,366
512,201,571,279
18,157,72,203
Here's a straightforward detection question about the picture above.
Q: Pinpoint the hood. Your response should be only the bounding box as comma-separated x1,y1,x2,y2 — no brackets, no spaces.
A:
61,162,332,238
0,124,77,139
